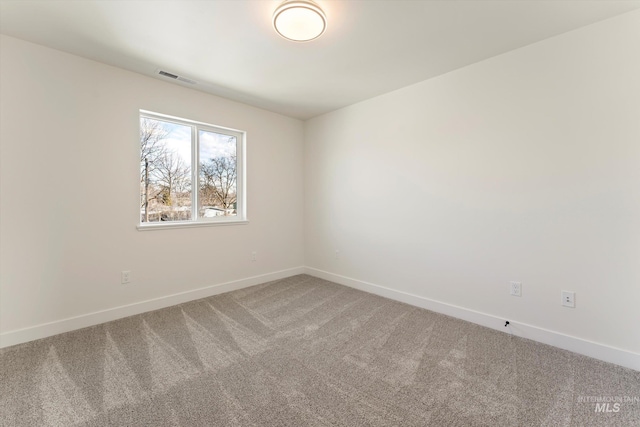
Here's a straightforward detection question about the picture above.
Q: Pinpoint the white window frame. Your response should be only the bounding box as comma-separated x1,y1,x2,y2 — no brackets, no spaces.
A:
137,110,247,230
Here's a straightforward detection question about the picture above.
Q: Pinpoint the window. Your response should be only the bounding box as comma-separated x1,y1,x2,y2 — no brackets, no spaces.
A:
138,111,245,229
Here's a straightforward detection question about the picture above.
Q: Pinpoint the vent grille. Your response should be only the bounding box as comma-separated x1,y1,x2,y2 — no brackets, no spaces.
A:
158,70,178,79
157,70,197,85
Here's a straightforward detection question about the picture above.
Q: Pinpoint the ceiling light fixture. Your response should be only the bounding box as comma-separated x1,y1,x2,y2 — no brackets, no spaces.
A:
273,0,326,42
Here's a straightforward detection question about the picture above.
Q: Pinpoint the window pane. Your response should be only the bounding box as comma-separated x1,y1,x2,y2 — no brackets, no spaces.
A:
140,117,192,222
198,130,237,218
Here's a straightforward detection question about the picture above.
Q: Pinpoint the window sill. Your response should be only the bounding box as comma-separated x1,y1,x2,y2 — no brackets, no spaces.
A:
137,219,248,231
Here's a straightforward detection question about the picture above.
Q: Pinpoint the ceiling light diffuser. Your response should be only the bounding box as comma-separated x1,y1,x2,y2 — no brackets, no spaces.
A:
273,0,326,42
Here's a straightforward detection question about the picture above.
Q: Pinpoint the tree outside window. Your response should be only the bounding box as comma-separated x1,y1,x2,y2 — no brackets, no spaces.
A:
139,112,244,226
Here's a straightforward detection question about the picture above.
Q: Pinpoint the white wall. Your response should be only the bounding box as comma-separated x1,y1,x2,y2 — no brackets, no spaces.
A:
0,35,305,340
305,11,640,356
2,11,639,368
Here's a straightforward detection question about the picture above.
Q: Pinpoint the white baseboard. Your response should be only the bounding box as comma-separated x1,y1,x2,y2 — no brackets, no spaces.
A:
305,267,640,372
0,267,305,349
4,265,638,372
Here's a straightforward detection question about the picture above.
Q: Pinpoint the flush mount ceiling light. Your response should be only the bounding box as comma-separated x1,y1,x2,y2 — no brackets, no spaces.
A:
273,0,327,42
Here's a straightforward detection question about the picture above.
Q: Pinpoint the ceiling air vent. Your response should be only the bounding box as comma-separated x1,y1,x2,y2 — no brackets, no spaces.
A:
157,70,197,85
158,70,178,79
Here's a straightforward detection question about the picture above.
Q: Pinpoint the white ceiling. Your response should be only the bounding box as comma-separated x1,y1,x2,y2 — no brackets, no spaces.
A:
1,0,639,120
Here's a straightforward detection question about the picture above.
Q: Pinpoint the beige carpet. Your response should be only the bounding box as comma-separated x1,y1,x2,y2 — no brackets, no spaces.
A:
1,274,638,426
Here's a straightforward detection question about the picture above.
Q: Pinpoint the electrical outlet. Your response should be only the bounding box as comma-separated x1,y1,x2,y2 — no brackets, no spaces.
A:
121,270,131,284
510,281,522,297
334,249,340,259
562,291,575,308
251,251,257,262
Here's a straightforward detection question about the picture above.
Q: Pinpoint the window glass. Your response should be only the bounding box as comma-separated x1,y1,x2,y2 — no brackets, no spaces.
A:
139,112,244,228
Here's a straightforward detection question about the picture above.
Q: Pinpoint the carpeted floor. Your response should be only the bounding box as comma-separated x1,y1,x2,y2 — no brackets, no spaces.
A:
1,274,638,426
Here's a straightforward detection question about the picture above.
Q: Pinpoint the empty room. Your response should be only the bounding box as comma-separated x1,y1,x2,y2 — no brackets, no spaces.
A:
1,1,639,425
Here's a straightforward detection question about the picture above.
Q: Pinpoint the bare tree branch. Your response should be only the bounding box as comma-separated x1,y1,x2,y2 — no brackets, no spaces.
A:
151,151,191,207
200,155,237,210
140,117,171,215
